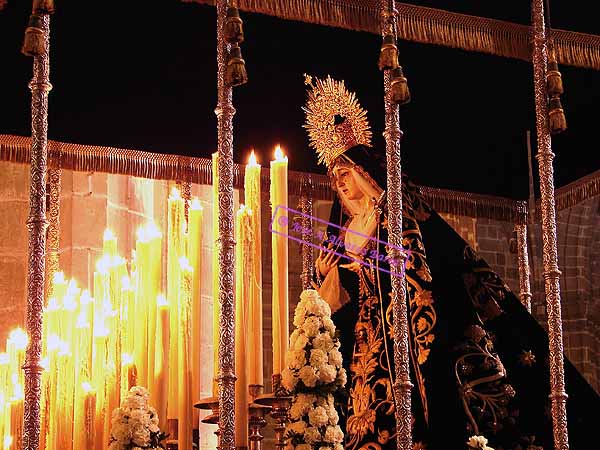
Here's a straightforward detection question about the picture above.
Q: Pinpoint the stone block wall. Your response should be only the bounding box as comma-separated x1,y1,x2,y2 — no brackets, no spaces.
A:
0,160,598,410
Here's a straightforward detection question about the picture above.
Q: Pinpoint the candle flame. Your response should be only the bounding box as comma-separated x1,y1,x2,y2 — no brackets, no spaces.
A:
103,229,116,241
178,256,193,272
0,353,8,365
96,255,110,274
94,321,109,338
53,271,66,285
274,145,285,161
67,279,79,296
63,295,78,312
81,381,94,393
137,222,162,242
4,436,13,448
248,150,258,166
169,186,181,200
8,328,28,350
80,290,92,304
12,385,24,401
46,296,60,311
76,312,90,329
47,334,61,351
157,294,168,307
58,340,70,356
191,197,203,210
40,357,49,371
122,353,134,366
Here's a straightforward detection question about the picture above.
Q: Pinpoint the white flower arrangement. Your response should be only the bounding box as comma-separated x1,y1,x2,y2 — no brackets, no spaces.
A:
283,289,347,450
109,386,167,450
467,435,495,450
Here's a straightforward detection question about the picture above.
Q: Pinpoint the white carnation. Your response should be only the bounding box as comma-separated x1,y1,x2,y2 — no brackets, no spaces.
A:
293,303,308,328
324,425,344,444
302,316,322,337
297,444,312,450
308,406,329,427
328,406,339,425
336,368,347,387
322,317,335,334
309,349,328,367
282,368,298,391
313,333,334,352
328,349,343,368
288,420,308,435
286,349,307,370
293,333,310,351
304,426,322,444
299,366,319,387
334,444,344,450
318,364,337,384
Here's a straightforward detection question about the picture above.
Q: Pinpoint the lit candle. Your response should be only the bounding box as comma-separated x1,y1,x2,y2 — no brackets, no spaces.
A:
8,397,23,450
244,150,264,388
134,228,150,388
270,145,289,377
167,188,185,423
74,381,96,450
235,205,252,447
121,353,136,400
188,198,203,427
103,228,118,257
178,257,193,450
155,295,169,432
142,223,162,412
93,321,109,450
211,152,220,397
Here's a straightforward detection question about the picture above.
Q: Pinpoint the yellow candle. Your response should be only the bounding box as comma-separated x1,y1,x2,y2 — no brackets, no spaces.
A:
270,145,289,376
244,150,264,387
211,152,220,397
178,257,193,450
74,381,96,450
188,198,203,427
167,188,185,421
235,205,252,447
92,323,108,450
141,223,162,413
103,228,118,257
0,353,9,447
134,232,150,388
155,295,169,432
8,398,23,450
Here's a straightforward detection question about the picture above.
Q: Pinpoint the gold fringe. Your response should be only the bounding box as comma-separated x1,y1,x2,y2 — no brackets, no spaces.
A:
555,169,600,212
185,0,600,70
419,186,528,224
0,134,333,199
3,135,598,222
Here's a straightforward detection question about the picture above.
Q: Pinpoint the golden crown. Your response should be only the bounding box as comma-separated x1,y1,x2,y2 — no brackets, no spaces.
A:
303,74,372,168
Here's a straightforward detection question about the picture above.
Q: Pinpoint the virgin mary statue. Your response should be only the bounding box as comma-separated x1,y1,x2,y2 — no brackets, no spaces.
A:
304,75,599,450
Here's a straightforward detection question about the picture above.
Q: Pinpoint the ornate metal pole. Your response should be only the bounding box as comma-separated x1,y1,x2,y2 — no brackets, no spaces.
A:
380,2,412,449
515,222,532,313
22,12,52,450
46,166,61,297
300,175,314,290
216,1,236,449
531,0,569,448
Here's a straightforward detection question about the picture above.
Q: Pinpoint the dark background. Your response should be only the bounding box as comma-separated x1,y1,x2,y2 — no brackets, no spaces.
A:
1,1,599,199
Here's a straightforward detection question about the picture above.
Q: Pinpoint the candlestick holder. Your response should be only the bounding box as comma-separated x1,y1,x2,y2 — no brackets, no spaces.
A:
166,418,179,450
248,384,270,450
255,375,292,450
195,396,221,450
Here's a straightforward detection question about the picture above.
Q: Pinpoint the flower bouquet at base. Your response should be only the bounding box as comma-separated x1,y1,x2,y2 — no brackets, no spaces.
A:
109,386,168,450
282,289,347,450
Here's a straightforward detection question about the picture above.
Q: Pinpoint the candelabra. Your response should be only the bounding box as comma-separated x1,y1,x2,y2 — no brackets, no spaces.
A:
195,396,221,450
248,384,270,450
255,375,292,450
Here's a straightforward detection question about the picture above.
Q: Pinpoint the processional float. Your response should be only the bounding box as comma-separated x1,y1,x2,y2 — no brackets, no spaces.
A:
14,0,600,449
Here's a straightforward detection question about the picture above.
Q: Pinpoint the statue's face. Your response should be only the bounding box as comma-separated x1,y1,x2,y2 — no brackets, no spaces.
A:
333,165,364,201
